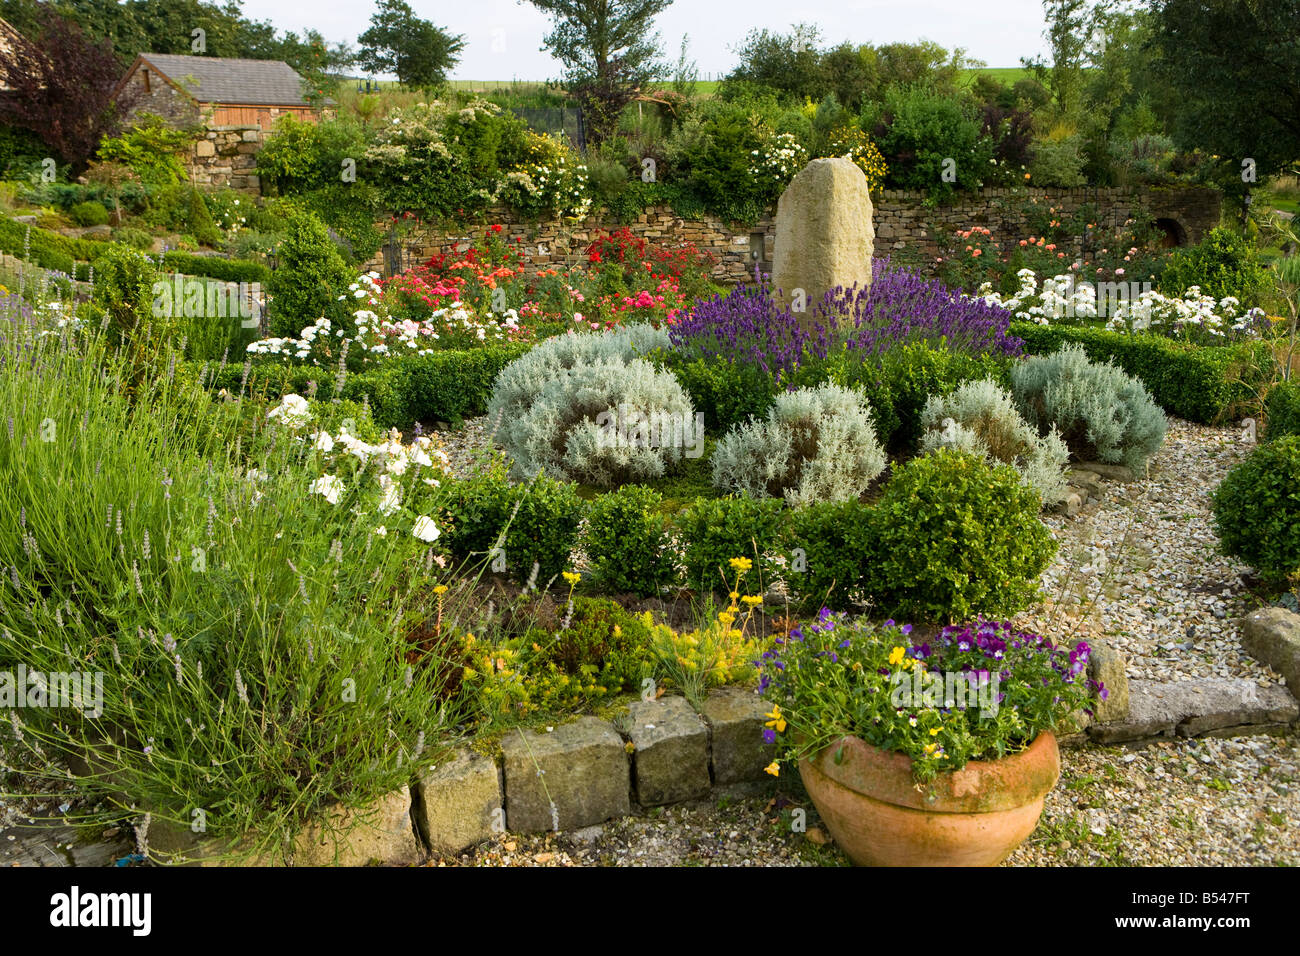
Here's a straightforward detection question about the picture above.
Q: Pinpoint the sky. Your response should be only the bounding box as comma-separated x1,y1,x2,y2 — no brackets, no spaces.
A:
243,0,1055,81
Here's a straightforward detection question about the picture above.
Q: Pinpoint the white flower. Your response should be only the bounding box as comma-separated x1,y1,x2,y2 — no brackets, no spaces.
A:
268,394,313,429
377,474,402,515
412,515,440,543
374,525,387,537
309,474,344,505
312,431,335,453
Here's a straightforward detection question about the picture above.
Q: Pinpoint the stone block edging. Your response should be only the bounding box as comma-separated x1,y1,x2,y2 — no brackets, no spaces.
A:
161,669,1297,865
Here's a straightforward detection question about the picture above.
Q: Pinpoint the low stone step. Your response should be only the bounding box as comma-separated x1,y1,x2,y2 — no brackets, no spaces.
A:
501,717,629,834
622,697,710,807
1241,607,1300,698
416,747,503,856
1089,677,1299,744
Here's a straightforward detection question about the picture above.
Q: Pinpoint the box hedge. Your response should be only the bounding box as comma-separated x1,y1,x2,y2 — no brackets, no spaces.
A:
197,342,531,430
1010,322,1273,424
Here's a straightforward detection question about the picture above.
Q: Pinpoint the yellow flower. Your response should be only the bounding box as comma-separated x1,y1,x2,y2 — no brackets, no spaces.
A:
929,727,940,736
729,590,740,600
888,646,906,666
562,571,581,586
728,557,752,573
764,761,781,777
613,625,622,638
717,611,736,626
741,595,763,608
924,743,938,756
433,584,448,595
764,705,786,733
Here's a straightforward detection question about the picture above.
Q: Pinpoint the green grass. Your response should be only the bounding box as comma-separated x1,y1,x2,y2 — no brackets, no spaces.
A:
960,67,1035,87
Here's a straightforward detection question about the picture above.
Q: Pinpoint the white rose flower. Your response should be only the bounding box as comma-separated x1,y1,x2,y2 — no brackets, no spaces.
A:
268,394,313,429
412,515,440,543
313,431,335,452
309,474,344,505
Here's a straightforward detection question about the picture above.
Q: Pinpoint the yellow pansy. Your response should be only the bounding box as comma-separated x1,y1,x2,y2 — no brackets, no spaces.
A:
764,705,786,733
888,646,906,666
930,727,940,736
764,761,781,777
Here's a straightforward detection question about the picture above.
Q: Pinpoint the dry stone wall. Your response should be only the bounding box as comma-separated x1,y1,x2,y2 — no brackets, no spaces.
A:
361,186,1221,282
189,126,265,191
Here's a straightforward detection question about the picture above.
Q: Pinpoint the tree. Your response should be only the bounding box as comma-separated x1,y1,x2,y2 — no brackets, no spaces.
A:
526,0,675,143
1020,0,1105,121
1150,0,1300,186
357,0,464,90
262,29,356,105
722,24,827,104
0,4,138,169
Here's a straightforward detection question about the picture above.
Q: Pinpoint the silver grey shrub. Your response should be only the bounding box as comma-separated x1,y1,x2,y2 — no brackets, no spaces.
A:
488,324,677,484
488,323,670,435
920,379,1070,506
1010,344,1167,474
711,383,886,506
500,356,697,486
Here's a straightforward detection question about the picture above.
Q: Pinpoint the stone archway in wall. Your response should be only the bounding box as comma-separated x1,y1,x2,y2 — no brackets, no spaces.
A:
1154,217,1188,248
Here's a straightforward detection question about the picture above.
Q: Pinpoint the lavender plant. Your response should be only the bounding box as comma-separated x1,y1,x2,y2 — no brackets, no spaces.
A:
0,310,459,862
670,260,1023,384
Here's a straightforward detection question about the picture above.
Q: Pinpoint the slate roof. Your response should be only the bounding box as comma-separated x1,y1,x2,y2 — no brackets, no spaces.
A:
139,53,310,106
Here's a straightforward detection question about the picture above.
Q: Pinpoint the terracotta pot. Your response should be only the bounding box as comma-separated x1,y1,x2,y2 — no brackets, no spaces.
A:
798,731,1059,866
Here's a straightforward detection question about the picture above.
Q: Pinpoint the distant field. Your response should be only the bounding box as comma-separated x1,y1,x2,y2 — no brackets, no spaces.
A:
353,73,1027,95
960,67,1034,86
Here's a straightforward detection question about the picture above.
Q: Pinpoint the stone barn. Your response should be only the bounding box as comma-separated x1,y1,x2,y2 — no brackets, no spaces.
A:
116,53,324,131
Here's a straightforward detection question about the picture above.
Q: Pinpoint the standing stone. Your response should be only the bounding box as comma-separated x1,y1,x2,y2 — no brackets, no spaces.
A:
293,789,422,866
771,156,874,326
1241,607,1300,696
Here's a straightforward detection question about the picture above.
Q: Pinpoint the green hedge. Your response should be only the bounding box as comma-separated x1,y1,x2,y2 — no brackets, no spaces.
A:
0,217,79,274
162,251,270,285
1265,380,1300,442
200,343,531,430
1010,322,1273,424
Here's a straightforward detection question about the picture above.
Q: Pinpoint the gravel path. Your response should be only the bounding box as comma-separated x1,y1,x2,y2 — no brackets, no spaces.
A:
1022,419,1286,686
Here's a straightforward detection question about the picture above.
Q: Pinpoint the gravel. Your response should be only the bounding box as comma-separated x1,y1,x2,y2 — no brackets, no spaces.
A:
1019,419,1287,688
